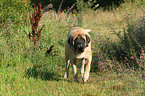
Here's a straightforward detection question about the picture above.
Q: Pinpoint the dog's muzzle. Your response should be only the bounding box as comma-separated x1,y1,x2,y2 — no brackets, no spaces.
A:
75,44,84,53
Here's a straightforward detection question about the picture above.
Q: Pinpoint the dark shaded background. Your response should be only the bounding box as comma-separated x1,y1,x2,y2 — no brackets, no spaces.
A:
30,0,125,11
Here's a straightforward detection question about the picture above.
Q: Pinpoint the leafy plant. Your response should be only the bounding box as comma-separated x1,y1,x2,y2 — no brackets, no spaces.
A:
24,3,44,49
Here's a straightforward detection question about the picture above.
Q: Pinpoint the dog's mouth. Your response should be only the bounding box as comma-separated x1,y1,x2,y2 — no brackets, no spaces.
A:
75,51,82,55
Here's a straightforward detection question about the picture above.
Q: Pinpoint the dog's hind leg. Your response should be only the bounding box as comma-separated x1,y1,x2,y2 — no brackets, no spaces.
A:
64,57,70,78
81,59,85,81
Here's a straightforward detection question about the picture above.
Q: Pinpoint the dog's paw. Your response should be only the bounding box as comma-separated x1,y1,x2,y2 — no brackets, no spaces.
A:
64,74,68,78
83,78,88,83
83,73,89,82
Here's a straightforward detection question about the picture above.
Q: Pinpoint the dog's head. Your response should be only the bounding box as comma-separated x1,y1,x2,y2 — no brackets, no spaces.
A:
68,28,91,53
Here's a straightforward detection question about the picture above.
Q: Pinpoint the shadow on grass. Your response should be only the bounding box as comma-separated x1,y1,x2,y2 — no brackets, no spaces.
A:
25,64,61,81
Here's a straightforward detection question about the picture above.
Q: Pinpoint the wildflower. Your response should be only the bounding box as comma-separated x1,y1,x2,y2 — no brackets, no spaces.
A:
82,27,84,29
90,77,91,79
83,19,85,23
140,74,142,77
131,56,133,59
119,19,122,21
124,93,126,95
140,56,143,59
142,50,144,53
73,14,75,16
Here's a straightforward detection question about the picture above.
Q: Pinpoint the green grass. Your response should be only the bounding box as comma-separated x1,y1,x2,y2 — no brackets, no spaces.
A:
0,0,145,95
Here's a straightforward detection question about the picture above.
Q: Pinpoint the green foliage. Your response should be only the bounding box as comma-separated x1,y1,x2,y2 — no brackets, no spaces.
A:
0,0,145,95
1,0,32,27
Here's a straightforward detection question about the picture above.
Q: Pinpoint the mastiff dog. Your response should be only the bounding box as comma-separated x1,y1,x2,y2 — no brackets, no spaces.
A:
64,27,92,82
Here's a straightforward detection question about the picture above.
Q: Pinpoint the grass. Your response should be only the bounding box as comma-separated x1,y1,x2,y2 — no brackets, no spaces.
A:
0,0,145,95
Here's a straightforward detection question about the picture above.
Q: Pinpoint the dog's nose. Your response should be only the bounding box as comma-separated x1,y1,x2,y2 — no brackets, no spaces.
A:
78,45,81,48
78,47,84,52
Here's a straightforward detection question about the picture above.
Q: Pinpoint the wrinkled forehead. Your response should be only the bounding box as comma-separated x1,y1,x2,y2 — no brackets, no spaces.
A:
71,30,86,38
69,29,86,36
73,34,86,40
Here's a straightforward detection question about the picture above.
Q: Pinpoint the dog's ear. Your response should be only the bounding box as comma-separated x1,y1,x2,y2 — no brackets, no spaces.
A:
68,36,73,46
83,29,92,33
85,35,90,47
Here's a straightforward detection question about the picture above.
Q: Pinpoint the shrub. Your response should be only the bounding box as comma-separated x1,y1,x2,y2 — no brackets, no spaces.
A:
106,16,145,69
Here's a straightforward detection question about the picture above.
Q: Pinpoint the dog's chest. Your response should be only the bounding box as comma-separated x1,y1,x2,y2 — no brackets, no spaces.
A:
71,51,88,59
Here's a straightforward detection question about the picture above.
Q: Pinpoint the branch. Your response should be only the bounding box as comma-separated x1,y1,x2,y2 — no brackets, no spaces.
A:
58,0,63,13
38,25,45,39
23,30,28,36
65,3,76,16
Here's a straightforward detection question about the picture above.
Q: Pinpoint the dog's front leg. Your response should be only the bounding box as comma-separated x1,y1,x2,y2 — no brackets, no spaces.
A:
83,56,92,82
81,59,85,81
71,59,78,82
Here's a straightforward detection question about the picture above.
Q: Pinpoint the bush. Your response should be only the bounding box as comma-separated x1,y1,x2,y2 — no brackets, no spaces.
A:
105,16,145,69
